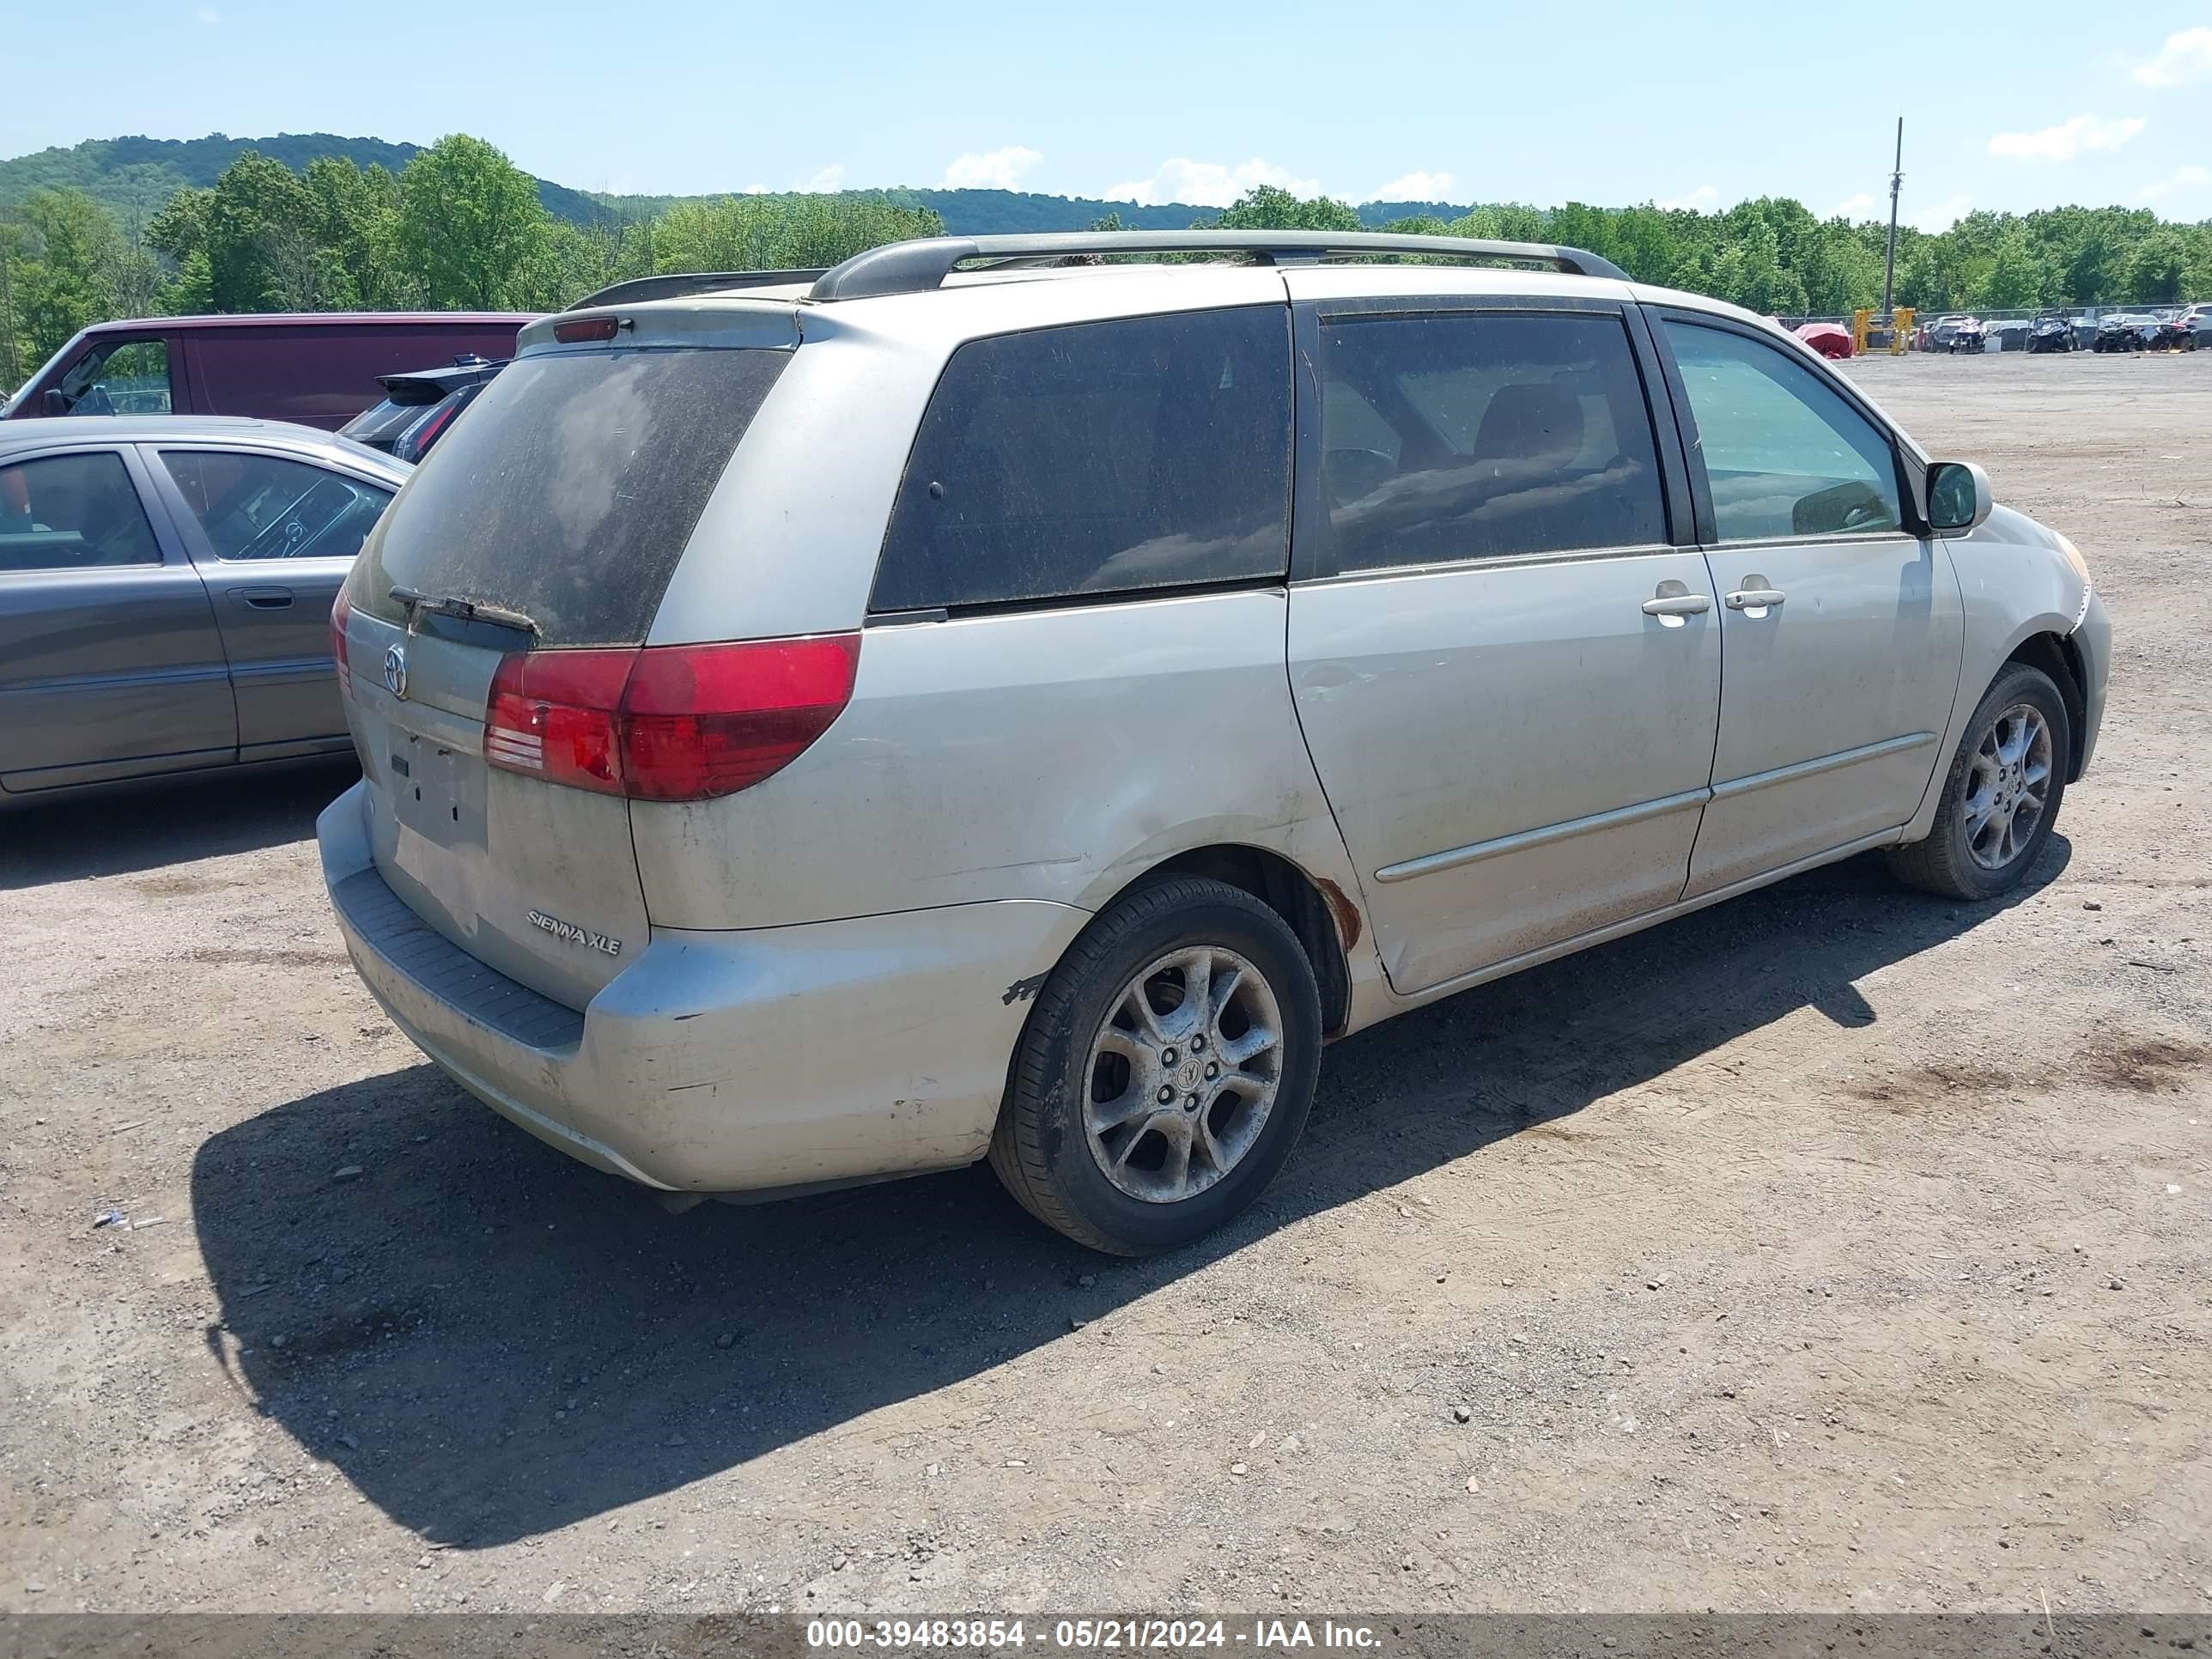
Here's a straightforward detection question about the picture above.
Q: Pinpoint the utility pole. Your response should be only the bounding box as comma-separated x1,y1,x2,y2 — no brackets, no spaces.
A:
1881,117,1904,316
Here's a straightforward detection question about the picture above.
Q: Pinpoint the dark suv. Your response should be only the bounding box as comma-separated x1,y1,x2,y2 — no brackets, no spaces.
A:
339,357,507,462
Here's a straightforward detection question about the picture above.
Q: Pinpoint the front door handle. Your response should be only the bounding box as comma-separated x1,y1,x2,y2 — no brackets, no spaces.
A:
1724,586,1787,616
228,585,295,611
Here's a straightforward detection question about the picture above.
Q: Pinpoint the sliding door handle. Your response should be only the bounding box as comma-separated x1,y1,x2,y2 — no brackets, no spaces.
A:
1724,587,1787,614
1641,593,1712,617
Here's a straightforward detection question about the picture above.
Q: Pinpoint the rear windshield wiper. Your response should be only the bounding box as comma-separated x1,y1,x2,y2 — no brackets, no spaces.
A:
389,586,539,637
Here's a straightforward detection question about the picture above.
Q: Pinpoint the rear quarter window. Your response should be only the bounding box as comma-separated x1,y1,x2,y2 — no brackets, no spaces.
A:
871,306,1292,613
353,347,790,646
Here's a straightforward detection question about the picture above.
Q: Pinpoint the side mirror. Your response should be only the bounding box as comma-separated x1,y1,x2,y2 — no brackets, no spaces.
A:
1926,460,1992,535
41,388,69,417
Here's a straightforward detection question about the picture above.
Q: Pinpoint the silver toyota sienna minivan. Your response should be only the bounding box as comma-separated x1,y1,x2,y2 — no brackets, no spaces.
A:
319,230,2112,1255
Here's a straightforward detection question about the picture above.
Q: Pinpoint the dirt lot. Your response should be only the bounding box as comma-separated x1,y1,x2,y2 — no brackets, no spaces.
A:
2,349,2208,1620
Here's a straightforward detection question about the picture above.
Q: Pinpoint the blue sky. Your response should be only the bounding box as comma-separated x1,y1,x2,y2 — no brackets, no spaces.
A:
8,1,2210,225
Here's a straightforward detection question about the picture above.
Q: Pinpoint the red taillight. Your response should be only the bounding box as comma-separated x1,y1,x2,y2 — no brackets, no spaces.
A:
483,634,860,803
486,649,630,793
404,398,459,458
551,315,623,344
331,588,352,696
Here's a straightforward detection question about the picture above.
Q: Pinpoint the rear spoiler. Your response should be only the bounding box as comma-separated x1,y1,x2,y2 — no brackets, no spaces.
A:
374,359,507,403
565,270,829,311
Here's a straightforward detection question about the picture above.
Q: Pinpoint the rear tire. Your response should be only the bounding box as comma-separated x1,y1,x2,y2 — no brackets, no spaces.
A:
1887,663,2069,901
988,877,1322,1255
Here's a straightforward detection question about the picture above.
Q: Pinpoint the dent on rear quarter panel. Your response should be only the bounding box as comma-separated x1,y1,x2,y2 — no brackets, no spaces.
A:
628,590,1361,927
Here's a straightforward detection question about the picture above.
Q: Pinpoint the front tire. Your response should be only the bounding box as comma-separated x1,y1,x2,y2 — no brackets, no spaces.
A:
988,876,1323,1255
1887,663,2069,901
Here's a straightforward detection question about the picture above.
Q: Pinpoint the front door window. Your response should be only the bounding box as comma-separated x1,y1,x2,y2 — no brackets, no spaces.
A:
56,339,173,416
1662,321,1903,541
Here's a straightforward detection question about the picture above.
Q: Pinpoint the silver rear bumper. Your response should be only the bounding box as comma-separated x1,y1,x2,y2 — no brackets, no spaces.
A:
319,781,1089,1193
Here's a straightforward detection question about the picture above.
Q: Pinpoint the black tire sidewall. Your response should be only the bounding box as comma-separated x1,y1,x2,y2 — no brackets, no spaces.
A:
1024,888,1322,1255
1937,666,2069,897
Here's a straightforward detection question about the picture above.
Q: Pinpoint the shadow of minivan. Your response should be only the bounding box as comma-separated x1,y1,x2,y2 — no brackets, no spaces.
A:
3,312,536,430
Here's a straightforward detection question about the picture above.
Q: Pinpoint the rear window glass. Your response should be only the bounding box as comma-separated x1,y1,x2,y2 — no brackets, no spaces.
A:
1316,311,1667,571
353,347,790,647
337,398,424,449
871,306,1291,613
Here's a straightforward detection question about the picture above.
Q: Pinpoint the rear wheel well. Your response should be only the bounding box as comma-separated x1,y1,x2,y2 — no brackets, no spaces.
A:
2006,632,2087,781
1133,846,1355,1036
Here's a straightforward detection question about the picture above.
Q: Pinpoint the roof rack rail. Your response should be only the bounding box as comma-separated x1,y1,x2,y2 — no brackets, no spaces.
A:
806,230,1631,302
564,268,828,312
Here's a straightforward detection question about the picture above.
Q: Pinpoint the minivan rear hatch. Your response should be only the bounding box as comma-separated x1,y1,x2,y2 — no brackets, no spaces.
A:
338,313,797,1009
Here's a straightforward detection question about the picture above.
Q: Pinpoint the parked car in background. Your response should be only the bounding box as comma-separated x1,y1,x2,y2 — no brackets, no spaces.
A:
1793,320,1854,360
1930,314,1986,354
2181,304,2212,344
1,416,406,804
319,228,2111,1255
341,356,507,463
2028,311,2076,353
3,313,533,430
2146,312,2197,352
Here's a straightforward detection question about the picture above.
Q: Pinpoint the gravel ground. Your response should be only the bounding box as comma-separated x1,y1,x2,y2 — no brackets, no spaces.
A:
1,349,2207,1619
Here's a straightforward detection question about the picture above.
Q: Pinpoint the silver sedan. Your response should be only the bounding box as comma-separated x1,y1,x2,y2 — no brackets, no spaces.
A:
0,416,405,806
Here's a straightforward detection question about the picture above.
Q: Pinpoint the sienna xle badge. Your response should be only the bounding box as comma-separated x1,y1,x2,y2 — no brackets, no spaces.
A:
320,229,2111,1255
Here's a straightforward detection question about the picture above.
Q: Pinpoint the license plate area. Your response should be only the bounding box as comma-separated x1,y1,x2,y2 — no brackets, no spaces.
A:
389,731,486,851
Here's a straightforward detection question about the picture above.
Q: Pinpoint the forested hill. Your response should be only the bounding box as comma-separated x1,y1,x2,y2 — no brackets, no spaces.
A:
0,132,1464,234
0,133,621,227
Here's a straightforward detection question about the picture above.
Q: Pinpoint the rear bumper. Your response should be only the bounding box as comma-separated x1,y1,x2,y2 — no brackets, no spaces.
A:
318,781,1089,1193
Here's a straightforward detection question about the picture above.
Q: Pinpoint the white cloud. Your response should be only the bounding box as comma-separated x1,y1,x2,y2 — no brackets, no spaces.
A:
2133,26,2212,87
739,183,771,196
1103,157,1322,210
1371,170,1456,202
1910,193,1972,233
798,164,845,193
2142,163,2211,200
1988,113,2146,161
1830,191,1876,220
193,5,219,21
940,146,1042,191
1657,185,1719,211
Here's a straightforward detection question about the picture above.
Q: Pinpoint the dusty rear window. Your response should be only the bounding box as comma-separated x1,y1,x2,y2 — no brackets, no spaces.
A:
352,347,789,646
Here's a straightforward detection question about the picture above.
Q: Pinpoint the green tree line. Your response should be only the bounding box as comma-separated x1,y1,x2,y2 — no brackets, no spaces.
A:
4,137,2209,390
1206,185,2209,319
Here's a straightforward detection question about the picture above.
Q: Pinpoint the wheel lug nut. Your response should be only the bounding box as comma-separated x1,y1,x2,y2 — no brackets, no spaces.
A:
1184,1094,1200,1111
1190,1035,1205,1052
1161,1047,1177,1066
1206,1062,1219,1079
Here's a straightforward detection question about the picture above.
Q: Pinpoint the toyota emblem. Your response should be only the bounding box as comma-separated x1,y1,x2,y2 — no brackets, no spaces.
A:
382,642,408,699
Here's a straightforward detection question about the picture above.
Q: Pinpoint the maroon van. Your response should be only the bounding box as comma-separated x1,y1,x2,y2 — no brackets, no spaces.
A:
3,313,535,430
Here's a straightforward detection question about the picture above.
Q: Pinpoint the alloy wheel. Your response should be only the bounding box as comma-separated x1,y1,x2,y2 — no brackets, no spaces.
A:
1963,702,2053,871
1081,946,1284,1204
